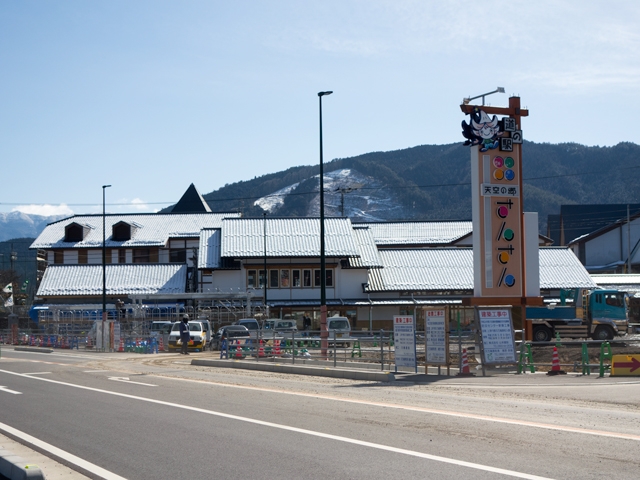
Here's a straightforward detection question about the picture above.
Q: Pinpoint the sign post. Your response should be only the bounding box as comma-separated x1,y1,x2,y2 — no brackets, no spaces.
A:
393,315,417,373
425,309,448,374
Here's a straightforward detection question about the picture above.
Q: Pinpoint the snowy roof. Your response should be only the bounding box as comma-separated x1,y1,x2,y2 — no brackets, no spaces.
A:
366,247,596,292
354,221,473,246
221,218,360,258
198,229,221,269
30,213,239,249
36,264,187,297
349,227,382,268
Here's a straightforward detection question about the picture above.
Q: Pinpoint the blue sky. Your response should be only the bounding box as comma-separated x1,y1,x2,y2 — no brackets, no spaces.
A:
1,1,639,215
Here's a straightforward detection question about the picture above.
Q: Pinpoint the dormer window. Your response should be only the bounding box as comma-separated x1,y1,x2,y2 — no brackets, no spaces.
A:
64,222,90,242
112,221,139,241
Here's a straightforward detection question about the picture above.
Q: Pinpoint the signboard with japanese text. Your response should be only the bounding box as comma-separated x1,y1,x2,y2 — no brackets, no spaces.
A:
476,307,517,364
425,309,448,365
393,315,417,371
462,98,527,298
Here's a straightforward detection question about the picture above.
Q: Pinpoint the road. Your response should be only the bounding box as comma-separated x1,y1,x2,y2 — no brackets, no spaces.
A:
0,348,639,479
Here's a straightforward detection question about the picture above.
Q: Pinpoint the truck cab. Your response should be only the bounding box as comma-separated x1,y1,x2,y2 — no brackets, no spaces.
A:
584,290,629,340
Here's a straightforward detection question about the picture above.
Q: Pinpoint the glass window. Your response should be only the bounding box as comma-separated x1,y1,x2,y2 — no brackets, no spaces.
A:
247,270,257,288
280,269,290,287
133,248,150,263
326,269,334,287
303,269,312,287
292,270,301,287
170,249,187,263
118,250,126,264
259,269,265,288
314,269,321,287
269,269,279,288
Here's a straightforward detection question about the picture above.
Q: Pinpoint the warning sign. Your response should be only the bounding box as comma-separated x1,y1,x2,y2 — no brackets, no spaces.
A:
611,355,640,376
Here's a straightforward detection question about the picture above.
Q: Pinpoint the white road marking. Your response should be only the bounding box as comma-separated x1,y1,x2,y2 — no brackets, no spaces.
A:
22,372,51,376
0,420,126,480
108,376,157,387
0,369,552,479
84,370,110,373
160,376,640,442
0,386,22,394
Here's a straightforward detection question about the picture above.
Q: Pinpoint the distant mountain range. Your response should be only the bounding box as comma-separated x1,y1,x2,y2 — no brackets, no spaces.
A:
0,212,67,243
198,141,640,233
3,141,640,244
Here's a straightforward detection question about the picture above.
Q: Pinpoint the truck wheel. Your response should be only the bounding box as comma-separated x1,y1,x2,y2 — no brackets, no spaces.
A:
592,326,614,341
532,326,552,342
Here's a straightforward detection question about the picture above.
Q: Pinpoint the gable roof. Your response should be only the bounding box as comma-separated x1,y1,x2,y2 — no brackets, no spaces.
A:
221,217,360,258
171,183,212,213
556,204,640,246
353,221,473,246
36,264,187,296
30,213,239,249
365,247,596,292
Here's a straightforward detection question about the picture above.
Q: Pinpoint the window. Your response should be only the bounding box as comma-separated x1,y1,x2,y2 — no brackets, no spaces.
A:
326,269,334,287
118,250,126,264
280,269,290,288
269,269,279,288
64,224,86,242
292,270,300,287
303,269,312,287
170,249,187,263
247,270,257,288
133,248,150,263
112,222,132,241
314,269,321,287
259,269,265,288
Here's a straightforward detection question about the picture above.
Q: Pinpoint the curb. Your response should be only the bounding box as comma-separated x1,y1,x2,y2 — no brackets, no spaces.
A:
191,359,395,382
12,348,54,354
0,448,45,480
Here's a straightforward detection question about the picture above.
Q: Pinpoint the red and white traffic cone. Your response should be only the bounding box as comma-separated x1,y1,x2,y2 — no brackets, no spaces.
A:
158,335,165,352
546,346,566,375
258,339,265,358
457,348,475,377
274,339,281,356
234,340,242,359
118,338,125,352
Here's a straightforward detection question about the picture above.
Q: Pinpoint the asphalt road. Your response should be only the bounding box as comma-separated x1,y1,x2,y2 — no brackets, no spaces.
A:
0,348,639,480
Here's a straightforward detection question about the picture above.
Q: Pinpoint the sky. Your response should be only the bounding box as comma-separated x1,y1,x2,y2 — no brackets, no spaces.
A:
1,1,640,216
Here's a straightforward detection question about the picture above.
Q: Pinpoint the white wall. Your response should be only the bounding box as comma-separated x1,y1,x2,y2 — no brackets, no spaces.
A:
87,250,101,264
63,250,78,264
337,269,368,298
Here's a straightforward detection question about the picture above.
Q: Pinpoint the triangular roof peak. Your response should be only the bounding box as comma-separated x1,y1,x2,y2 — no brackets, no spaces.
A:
172,184,212,213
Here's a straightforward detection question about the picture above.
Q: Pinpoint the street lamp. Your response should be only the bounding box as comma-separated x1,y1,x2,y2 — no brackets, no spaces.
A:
102,184,111,351
318,90,332,358
462,87,505,106
263,212,268,318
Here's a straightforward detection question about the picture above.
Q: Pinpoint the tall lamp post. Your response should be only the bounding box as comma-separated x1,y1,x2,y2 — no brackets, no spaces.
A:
318,90,332,358
102,184,111,352
263,212,268,318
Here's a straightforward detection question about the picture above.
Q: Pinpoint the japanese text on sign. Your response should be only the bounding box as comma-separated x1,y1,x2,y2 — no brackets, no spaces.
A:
425,310,447,365
393,316,416,370
478,308,516,364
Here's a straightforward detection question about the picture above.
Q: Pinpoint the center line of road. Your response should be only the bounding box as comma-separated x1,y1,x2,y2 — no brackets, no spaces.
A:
0,386,22,395
22,372,51,376
0,368,552,480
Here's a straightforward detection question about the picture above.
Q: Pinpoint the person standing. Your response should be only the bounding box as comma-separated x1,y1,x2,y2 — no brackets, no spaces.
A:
179,314,191,355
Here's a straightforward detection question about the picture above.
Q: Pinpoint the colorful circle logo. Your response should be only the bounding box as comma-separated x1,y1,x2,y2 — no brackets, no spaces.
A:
494,169,504,180
504,169,515,181
497,206,509,218
504,274,516,287
504,157,514,168
498,252,510,264
503,228,514,241
493,157,504,168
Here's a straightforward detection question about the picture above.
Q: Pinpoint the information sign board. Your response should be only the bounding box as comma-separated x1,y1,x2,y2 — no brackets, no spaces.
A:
393,315,417,372
477,307,516,364
425,309,448,365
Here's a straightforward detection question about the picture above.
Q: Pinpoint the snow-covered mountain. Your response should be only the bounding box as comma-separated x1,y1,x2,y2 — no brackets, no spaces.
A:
0,212,68,242
254,168,413,221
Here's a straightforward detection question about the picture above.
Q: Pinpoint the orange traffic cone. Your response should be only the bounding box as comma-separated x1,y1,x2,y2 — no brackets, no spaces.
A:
158,335,165,352
457,349,475,376
258,339,265,357
235,340,243,359
118,337,125,352
546,346,566,375
274,339,281,356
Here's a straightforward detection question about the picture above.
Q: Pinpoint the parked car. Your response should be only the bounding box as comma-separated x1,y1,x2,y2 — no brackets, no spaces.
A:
236,318,260,331
210,325,251,350
150,321,173,336
167,321,211,352
263,319,298,334
327,316,351,347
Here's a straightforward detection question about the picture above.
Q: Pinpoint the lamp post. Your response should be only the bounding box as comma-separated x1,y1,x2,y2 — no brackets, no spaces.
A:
462,87,505,106
102,184,111,352
318,90,332,358
263,212,268,318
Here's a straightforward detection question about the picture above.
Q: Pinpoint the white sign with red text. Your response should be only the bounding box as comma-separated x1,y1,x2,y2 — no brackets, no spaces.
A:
393,315,416,370
477,308,516,364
